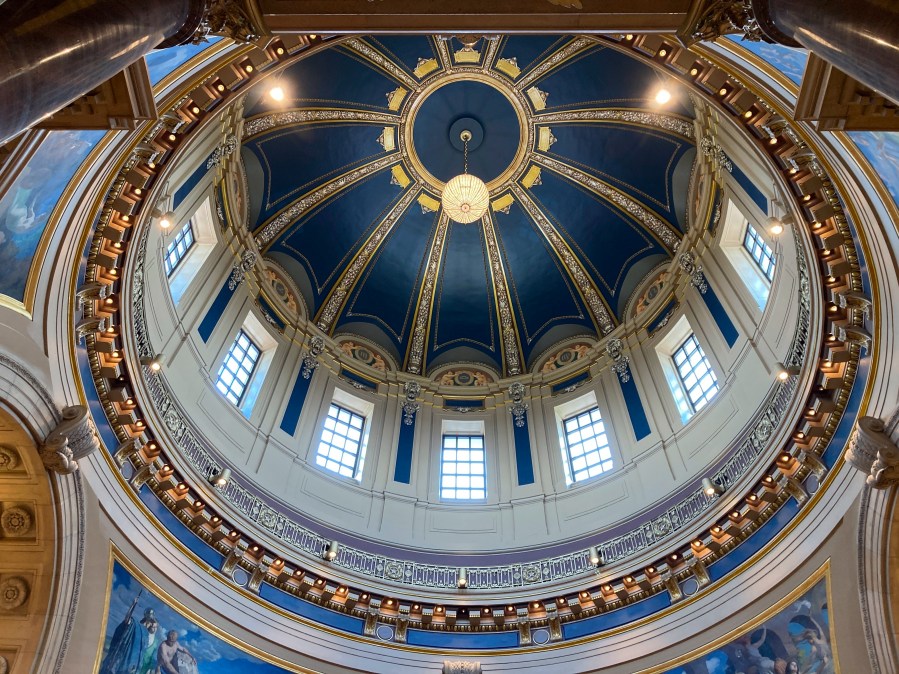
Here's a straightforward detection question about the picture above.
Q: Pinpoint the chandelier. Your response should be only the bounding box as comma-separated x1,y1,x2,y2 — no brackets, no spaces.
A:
441,129,489,224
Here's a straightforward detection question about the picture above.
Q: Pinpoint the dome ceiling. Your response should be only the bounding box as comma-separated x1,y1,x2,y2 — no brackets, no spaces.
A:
240,35,697,376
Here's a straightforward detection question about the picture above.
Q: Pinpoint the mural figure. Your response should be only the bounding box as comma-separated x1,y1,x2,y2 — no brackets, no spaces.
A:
100,561,294,673
663,577,835,674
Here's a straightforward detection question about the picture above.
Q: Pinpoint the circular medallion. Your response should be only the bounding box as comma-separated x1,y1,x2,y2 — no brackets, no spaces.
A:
0,507,32,537
0,577,28,611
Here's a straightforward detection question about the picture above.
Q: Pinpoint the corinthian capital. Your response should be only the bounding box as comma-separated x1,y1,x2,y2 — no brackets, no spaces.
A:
196,0,268,43
846,410,899,489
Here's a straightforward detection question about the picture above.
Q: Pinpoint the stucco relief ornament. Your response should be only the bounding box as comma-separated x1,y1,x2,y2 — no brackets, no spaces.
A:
0,446,19,471
443,663,481,674
193,0,265,43
228,250,257,290
401,381,421,425
679,252,708,294
0,655,8,674
207,134,238,169
1,506,33,537
605,338,631,383
39,405,99,474
301,336,325,379
0,576,29,611
508,382,529,428
846,410,899,489
699,136,733,173
679,0,763,45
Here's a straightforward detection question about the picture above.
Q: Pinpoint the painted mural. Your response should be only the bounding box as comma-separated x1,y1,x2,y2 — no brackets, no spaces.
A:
145,38,223,85
98,560,293,674
0,129,104,302
663,576,835,674
727,39,808,86
850,131,899,208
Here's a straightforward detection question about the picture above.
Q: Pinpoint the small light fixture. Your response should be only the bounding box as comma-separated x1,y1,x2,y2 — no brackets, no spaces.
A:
776,362,799,381
766,216,784,236
210,467,231,487
270,86,285,101
588,546,603,567
140,354,165,372
654,88,672,105
457,567,468,588
150,205,175,230
702,477,724,497
323,540,339,561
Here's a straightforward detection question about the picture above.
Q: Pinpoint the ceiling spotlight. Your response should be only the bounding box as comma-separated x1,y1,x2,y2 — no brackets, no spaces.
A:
655,88,672,105
140,354,165,372
150,206,176,230
776,362,799,381
323,540,339,561
702,477,725,497
270,86,285,101
588,546,603,567
766,216,784,236
457,567,468,588
209,467,232,487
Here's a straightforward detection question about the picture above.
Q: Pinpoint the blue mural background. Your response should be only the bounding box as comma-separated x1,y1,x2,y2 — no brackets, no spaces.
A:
725,39,808,85
0,129,104,301
99,561,293,674
663,576,834,674
145,38,223,85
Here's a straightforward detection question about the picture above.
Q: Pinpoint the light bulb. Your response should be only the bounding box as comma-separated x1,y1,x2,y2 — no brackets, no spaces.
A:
655,88,672,104
270,86,285,101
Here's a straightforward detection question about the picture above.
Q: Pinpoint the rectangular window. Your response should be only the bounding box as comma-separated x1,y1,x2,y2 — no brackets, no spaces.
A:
440,434,486,500
562,406,613,483
673,333,719,413
742,223,776,281
164,220,195,277
316,403,366,479
215,330,261,406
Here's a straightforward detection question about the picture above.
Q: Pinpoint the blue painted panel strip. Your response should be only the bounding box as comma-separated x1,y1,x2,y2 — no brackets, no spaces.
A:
645,298,678,335
513,413,535,485
551,370,590,394
701,282,739,347
279,369,312,435
173,159,209,207
257,295,285,330
444,398,485,409
619,373,651,440
563,590,671,639
407,626,519,649
394,413,416,483
259,584,365,633
340,368,378,390
139,487,224,568
731,162,767,211
198,279,233,342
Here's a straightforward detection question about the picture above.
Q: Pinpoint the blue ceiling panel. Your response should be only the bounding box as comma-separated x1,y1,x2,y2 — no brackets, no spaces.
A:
246,124,388,227
493,201,593,356
338,202,437,350
429,222,500,362
364,36,439,77
535,46,694,117
527,170,665,302
544,124,692,218
497,35,569,75
243,47,401,118
268,169,404,313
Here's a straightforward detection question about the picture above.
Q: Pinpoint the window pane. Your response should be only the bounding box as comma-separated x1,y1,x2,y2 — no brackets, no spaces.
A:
562,406,614,483
315,403,366,480
164,220,196,277
673,333,719,415
440,434,486,500
215,329,261,407
743,223,776,281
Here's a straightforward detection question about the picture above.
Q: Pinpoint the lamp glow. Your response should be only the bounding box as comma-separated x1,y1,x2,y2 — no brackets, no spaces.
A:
655,88,672,104
270,86,285,101
441,129,489,224
210,467,231,487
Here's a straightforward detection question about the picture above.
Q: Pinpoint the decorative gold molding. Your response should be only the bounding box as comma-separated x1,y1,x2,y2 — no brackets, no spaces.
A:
405,212,450,374
482,210,524,375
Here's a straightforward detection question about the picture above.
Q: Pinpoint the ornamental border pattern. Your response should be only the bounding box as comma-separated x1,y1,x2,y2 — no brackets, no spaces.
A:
482,211,523,376
243,109,398,139
534,109,695,141
406,213,450,375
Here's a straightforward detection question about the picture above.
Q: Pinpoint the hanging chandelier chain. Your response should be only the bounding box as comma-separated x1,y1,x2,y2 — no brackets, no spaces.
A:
463,137,469,174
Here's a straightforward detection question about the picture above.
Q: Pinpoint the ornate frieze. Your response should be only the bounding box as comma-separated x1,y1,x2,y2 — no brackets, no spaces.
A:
443,662,481,674
407,213,450,375
508,382,529,428
255,155,399,247
531,154,682,251
343,38,419,89
700,136,734,173
228,250,256,290
301,336,325,379
482,211,523,375
536,109,695,140
206,134,238,169
243,110,397,139
539,342,591,373
317,186,420,331
606,338,631,383
511,184,616,334
435,368,494,387
339,341,388,372
678,251,708,294
401,381,421,425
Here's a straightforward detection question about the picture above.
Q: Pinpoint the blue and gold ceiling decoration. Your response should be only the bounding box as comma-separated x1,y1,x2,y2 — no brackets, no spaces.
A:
241,35,696,376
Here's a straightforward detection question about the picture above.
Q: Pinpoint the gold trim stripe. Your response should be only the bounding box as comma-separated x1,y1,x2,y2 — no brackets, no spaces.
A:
483,210,524,375
405,211,450,374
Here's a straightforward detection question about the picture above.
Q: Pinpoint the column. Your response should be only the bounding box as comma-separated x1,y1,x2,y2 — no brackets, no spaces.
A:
0,0,205,144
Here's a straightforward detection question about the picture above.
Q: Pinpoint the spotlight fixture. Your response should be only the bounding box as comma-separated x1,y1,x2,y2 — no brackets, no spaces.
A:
140,354,165,372
209,467,232,487
269,86,285,101
588,545,603,567
654,88,672,104
776,362,799,381
457,567,468,588
701,477,725,497
323,540,339,561
150,205,176,230
766,216,784,236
